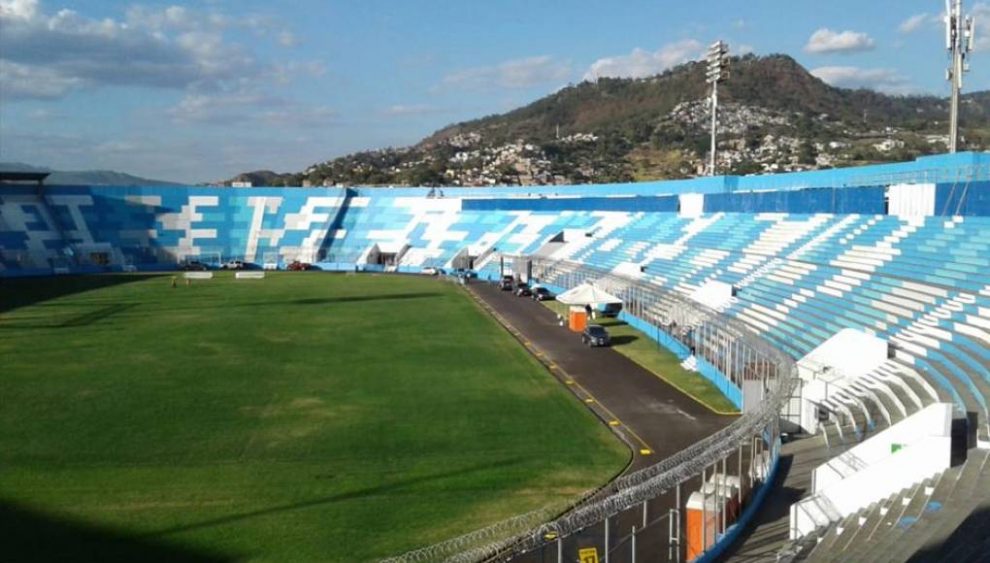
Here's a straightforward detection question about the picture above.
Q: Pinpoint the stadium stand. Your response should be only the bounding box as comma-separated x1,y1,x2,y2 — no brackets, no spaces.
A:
2,152,989,561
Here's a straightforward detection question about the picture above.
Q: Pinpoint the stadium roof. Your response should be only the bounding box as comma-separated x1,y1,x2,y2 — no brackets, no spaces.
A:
0,171,50,186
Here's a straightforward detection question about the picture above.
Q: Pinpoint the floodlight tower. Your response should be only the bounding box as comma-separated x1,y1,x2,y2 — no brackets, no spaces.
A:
706,41,729,175
946,0,975,153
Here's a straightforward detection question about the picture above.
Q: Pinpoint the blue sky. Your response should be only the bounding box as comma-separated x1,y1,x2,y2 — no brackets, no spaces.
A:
1,0,986,183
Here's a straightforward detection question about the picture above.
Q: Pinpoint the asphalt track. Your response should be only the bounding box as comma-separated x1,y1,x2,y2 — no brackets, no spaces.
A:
469,281,732,473
467,280,735,562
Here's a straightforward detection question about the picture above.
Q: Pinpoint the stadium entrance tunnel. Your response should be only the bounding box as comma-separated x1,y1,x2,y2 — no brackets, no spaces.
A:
363,243,409,270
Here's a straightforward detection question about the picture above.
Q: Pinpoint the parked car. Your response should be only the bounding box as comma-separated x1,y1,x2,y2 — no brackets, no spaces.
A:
421,266,440,276
582,324,611,347
180,260,208,271
287,260,312,271
220,260,245,270
499,275,514,290
452,268,478,279
514,282,532,297
532,287,555,301
600,302,624,317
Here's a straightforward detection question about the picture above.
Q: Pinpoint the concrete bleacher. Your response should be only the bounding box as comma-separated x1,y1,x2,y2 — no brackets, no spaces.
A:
3,155,990,561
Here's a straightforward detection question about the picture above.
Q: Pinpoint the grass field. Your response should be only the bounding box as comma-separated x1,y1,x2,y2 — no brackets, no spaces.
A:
0,273,628,562
545,302,739,414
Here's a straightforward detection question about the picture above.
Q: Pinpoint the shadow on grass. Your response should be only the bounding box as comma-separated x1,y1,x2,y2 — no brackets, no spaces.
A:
157,292,447,314
0,274,162,315
0,302,141,330
609,334,639,346
0,499,235,563
290,292,442,306
146,457,524,539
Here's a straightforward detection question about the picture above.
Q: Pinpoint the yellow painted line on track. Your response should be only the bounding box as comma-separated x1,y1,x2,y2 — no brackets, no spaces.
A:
464,286,655,456
567,377,655,456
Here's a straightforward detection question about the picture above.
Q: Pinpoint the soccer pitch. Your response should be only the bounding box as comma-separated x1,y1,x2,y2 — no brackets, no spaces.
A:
0,273,628,562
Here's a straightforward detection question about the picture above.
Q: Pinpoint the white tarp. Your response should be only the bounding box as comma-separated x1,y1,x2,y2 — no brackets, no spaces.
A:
796,328,888,433
887,183,936,217
798,328,888,382
690,280,734,310
555,283,623,307
679,193,705,218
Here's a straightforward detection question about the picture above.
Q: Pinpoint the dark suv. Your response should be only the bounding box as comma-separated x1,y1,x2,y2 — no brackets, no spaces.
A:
180,260,208,271
531,287,555,301
514,282,532,297
582,324,611,347
499,275,514,290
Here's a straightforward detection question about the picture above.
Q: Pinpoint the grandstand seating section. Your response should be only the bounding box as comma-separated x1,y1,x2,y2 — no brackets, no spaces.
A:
2,157,989,560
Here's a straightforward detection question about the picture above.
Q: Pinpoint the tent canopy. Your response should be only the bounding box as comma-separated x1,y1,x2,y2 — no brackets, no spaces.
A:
556,282,623,307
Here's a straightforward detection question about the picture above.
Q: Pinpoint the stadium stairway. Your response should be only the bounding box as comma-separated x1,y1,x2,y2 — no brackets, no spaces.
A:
798,448,990,562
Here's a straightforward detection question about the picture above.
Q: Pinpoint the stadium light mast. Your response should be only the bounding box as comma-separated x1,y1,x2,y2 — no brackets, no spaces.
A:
706,41,729,176
946,0,975,153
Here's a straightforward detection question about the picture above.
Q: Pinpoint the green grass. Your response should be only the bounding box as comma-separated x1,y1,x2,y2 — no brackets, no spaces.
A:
545,302,739,414
0,273,628,562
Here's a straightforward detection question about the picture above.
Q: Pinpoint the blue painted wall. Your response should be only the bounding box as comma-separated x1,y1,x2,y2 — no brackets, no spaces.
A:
704,185,886,214
462,195,679,212
935,180,990,216
353,151,990,197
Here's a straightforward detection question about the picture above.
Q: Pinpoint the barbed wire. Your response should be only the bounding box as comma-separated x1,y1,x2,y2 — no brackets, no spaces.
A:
378,506,559,563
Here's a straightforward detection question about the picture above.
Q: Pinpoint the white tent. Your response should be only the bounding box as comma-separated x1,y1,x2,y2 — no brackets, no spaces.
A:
555,282,623,307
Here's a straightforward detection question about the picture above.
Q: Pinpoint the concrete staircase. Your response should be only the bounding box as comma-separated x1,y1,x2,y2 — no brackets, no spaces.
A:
798,448,990,562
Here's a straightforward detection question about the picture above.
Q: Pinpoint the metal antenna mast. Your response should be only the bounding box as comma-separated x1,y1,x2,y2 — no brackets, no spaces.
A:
946,0,975,153
706,41,729,176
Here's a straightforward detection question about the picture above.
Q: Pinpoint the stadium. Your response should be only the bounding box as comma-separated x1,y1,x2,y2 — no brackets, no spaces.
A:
2,149,990,563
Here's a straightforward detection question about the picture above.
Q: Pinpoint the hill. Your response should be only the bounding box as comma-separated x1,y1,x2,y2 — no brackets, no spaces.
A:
0,162,181,186
244,54,990,187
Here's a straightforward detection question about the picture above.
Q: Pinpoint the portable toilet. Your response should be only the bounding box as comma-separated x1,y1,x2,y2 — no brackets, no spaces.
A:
686,490,724,560
568,306,588,332
703,474,742,523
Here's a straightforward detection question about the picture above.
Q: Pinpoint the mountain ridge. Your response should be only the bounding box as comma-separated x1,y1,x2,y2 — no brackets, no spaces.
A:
230,54,990,187
0,162,182,186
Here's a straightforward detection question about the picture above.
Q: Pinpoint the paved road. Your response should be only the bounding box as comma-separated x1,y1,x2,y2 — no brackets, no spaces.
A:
469,281,732,473
466,280,738,562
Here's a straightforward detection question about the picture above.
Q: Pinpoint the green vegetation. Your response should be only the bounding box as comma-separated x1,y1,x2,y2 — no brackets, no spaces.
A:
257,53,990,188
0,273,628,562
545,302,739,414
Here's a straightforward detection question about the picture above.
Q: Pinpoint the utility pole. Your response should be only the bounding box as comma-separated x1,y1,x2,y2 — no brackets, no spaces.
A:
946,0,975,153
706,41,729,175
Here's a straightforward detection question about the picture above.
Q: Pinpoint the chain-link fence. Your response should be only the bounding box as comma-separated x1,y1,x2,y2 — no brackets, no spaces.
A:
385,257,800,563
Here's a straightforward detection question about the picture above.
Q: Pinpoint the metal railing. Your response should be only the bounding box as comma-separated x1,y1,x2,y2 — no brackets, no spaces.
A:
384,257,801,563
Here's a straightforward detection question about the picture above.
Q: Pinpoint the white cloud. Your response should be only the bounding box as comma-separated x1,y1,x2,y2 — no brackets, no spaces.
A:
442,55,571,90
382,104,446,117
278,31,298,47
0,59,83,99
899,13,929,34
736,44,756,56
168,88,336,127
969,3,990,51
583,40,703,81
811,66,915,94
0,1,299,100
805,28,876,54
0,0,37,19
